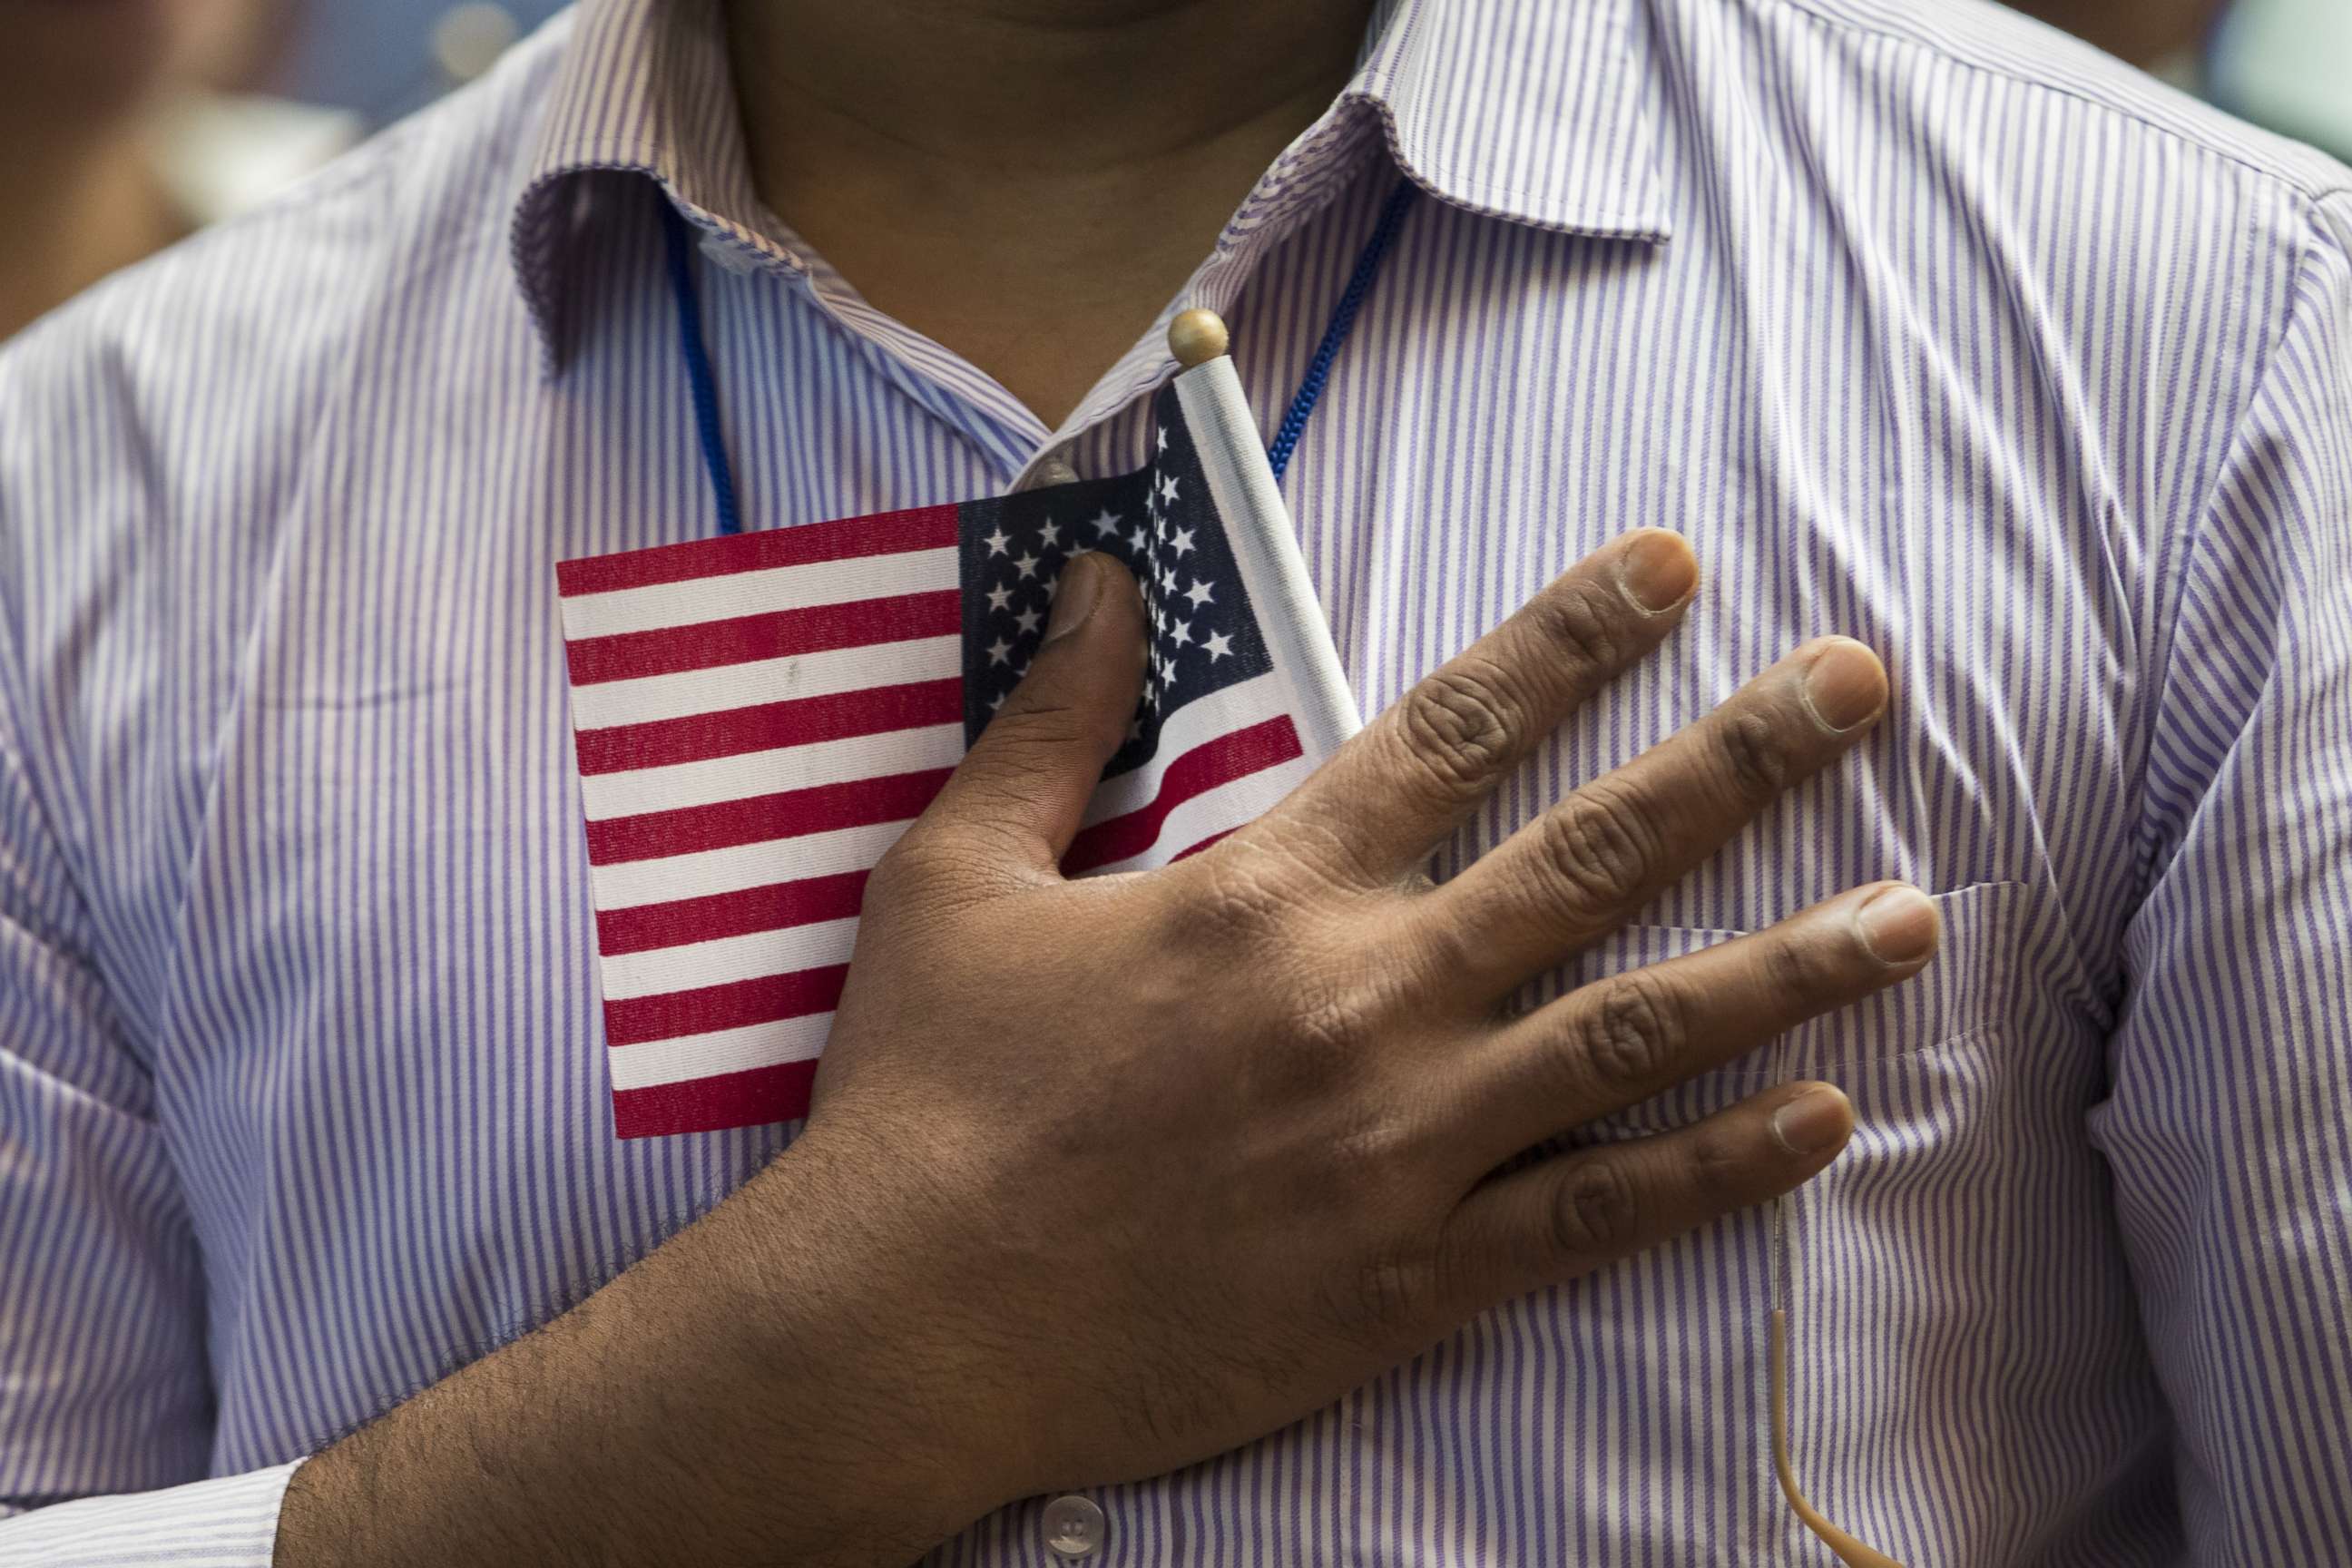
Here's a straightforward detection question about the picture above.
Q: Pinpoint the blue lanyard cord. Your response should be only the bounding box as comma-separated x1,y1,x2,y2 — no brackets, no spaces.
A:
661,198,746,537
1265,178,1418,485
661,176,1417,526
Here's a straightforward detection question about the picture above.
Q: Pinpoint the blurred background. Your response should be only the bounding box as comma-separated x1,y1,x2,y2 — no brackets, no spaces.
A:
3,0,2349,340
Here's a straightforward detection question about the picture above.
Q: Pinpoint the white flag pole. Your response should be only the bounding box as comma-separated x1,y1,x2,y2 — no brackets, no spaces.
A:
1166,309,1362,763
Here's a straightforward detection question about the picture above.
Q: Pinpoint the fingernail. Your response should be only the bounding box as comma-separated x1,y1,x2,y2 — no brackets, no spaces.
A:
1855,884,1939,965
1770,1086,1853,1157
1801,638,1886,732
1615,531,1698,613
1045,554,1102,644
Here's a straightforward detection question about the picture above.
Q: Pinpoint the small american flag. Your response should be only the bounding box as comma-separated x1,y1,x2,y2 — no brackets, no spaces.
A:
558,358,1357,1137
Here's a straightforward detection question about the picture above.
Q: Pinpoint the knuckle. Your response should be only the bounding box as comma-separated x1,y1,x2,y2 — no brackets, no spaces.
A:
1324,1116,1424,1225
1534,785,1663,921
1249,956,1411,1106
1683,1123,1754,1205
1396,664,1522,798
1760,927,1846,1003
867,829,997,913
1526,578,1631,678
1550,1158,1641,1259
1286,983,1377,1081
1712,709,1794,805
1192,847,1312,944
1314,1118,1439,1333
1321,1251,1433,1339
1328,1114,1415,1177
1573,973,1689,1098
865,832,942,903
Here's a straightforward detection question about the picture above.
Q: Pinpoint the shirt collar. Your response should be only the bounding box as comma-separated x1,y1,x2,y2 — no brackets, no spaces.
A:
509,0,1671,365
509,0,778,364
1353,0,1671,240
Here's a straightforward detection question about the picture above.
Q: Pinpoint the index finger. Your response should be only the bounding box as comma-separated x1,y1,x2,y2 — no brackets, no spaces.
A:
1248,530,1697,887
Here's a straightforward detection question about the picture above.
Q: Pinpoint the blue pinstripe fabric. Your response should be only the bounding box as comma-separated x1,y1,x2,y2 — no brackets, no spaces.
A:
2,0,2349,1562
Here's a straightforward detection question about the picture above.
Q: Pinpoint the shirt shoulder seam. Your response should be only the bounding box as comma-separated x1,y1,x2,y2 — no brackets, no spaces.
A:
1759,0,2352,207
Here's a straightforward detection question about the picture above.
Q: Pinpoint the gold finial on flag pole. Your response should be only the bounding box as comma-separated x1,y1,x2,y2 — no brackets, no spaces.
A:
1169,309,1230,368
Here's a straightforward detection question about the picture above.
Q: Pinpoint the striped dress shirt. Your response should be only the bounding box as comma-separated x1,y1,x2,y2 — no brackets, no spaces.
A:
2,0,2349,1562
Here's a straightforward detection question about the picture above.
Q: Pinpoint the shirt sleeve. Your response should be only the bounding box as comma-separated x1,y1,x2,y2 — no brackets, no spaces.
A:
0,423,297,1563
2091,191,2352,1564
0,1466,299,1566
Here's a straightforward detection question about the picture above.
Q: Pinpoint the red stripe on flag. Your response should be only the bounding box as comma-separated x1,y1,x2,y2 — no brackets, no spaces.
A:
1061,717,1302,875
585,767,950,864
596,870,871,956
1172,827,1238,862
612,1056,819,1138
566,590,961,686
603,964,848,1046
558,505,960,598
574,679,963,776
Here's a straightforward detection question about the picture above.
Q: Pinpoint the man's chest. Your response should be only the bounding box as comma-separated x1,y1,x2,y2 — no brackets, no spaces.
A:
154,348,2119,1424
163,293,2133,1125
163,611,2142,1557
109,207,2167,1549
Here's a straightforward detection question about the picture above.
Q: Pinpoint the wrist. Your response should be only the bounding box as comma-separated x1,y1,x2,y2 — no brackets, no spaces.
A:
724,1129,1031,1543
274,1126,1025,1568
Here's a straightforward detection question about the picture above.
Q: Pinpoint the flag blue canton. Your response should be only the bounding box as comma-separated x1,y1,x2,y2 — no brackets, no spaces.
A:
959,381,1274,772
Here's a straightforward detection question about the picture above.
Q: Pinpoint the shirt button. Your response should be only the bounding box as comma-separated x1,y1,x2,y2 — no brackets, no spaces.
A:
1041,1494,1105,1558
1030,455,1082,489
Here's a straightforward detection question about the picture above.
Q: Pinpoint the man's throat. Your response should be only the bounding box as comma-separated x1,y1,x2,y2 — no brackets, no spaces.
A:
721,0,1374,431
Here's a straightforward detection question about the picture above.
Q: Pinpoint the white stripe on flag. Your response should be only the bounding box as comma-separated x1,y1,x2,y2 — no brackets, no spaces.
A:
592,817,916,910
606,1011,835,1092
561,546,959,641
1080,671,1288,828
1085,751,1318,876
595,916,861,1001
568,634,962,731
578,722,965,822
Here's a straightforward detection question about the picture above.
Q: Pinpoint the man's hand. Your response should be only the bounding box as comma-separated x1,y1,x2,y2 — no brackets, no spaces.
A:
276,531,1933,1568
805,529,1930,1506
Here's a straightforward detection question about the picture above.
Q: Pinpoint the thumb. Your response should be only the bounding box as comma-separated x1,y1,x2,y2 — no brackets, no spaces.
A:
918,551,1146,873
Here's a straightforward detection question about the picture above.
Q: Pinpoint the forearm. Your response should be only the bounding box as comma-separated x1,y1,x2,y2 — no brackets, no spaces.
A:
273,1138,1009,1568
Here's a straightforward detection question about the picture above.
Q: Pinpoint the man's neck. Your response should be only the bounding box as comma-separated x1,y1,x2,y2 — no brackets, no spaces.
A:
724,0,1373,432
